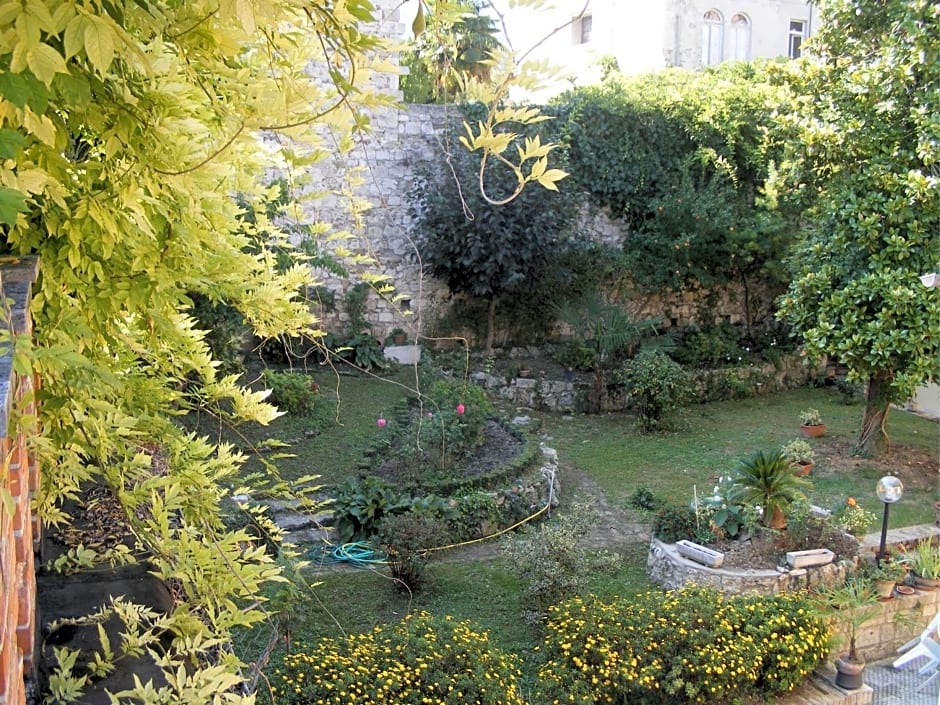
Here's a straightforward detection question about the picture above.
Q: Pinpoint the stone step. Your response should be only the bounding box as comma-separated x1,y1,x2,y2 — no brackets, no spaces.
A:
861,524,939,552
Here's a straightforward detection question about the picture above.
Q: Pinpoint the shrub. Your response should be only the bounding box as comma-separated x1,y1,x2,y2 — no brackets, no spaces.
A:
416,379,494,469
669,322,746,369
537,587,830,705
627,486,665,512
331,476,448,543
261,369,319,416
274,612,526,705
652,503,696,543
501,504,596,620
618,349,691,432
831,497,878,537
376,512,450,593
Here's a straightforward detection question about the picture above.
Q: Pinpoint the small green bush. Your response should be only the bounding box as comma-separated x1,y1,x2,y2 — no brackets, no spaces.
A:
274,611,526,705
537,587,830,705
627,486,665,512
416,379,493,469
501,504,596,621
376,512,449,593
670,322,745,369
261,369,320,416
618,349,691,432
652,503,696,543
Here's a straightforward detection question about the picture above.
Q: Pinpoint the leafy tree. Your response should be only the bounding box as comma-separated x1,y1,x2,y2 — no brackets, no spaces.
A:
775,0,940,456
401,0,502,104
554,63,794,334
0,1,393,700
410,105,578,351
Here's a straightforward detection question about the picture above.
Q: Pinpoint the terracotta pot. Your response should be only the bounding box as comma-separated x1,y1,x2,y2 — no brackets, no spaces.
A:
767,505,787,530
873,579,895,599
392,334,407,345
793,461,813,476
800,423,826,438
914,575,940,591
835,656,865,689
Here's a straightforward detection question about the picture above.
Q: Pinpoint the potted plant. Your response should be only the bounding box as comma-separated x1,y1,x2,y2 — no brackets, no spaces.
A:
388,327,408,346
813,576,881,689
799,408,827,437
781,438,815,476
869,561,907,599
901,538,940,590
731,449,810,529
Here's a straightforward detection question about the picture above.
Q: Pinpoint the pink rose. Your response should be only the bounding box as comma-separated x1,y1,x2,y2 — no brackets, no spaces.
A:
456,403,465,415
377,418,387,428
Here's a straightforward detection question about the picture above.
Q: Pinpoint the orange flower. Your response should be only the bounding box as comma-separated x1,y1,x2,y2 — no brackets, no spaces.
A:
847,497,856,507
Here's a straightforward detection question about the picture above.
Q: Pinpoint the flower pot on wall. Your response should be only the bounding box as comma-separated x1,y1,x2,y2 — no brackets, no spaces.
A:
800,424,826,438
835,656,865,689
913,575,940,591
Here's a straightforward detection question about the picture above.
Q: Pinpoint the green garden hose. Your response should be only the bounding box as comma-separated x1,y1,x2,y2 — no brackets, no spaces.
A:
309,541,388,567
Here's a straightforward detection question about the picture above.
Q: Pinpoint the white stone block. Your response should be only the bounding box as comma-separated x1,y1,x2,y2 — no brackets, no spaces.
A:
676,540,725,568
383,344,421,364
786,548,835,568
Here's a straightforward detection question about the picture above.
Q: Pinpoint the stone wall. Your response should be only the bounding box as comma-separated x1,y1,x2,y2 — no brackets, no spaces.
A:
469,352,814,413
0,257,40,705
853,588,940,662
301,1,779,346
647,537,857,595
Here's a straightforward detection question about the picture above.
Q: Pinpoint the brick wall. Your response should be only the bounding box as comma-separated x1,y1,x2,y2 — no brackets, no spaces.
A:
842,586,940,663
0,256,40,705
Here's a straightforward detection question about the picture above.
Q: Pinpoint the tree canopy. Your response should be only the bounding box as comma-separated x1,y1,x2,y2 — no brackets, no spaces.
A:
775,0,940,456
1,0,390,699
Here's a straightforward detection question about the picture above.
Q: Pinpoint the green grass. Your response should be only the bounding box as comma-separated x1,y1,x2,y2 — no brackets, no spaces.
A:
541,386,938,527
187,366,421,486
229,373,938,699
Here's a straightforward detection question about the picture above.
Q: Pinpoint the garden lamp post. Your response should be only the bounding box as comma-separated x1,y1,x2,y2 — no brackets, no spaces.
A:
875,475,904,565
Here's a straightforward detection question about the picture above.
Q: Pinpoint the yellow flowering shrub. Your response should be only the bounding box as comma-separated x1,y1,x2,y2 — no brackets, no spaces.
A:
537,586,830,704
273,611,525,705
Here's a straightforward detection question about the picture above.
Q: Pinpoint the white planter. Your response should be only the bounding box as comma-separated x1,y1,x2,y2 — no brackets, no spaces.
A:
786,548,835,569
383,344,421,365
676,540,725,568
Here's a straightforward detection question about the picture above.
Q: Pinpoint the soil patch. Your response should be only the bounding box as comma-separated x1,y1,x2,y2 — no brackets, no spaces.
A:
813,438,938,492
371,420,525,486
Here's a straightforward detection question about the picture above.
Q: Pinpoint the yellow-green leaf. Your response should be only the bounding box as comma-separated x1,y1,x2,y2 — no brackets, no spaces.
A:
83,16,115,74
25,44,67,86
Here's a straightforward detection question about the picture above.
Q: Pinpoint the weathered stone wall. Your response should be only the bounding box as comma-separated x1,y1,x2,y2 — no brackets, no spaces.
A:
647,538,857,596
0,257,40,705
470,352,814,413
302,0,780,346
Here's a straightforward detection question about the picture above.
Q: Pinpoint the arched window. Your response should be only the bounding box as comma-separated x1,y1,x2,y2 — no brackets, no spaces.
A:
730,13,751,61
702,10,723,66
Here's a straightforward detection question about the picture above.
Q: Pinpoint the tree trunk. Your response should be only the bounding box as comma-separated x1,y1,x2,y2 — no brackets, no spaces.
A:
858,372,892,457
485,297,497,355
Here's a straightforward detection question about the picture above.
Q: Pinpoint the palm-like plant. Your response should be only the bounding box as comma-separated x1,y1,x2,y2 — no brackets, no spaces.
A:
732,450,810,527
555,296,661,413
813,576,880,664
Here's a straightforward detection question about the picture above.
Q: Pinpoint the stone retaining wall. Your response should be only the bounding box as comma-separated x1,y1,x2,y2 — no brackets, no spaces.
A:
647,538,857,595
470,352,815,413
647,533,940,663
0,257,40,705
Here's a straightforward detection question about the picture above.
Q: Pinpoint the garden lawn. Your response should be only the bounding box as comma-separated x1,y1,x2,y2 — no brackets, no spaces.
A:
540,386,939,528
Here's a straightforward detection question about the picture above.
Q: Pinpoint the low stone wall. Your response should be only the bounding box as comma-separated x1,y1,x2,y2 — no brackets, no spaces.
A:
470,352,815,413
647,538,856,595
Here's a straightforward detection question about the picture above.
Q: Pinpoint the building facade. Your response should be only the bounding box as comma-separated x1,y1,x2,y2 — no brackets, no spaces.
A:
490,0,819,100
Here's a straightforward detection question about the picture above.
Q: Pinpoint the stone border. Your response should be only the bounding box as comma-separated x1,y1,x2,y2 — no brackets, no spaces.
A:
647,538,856,595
